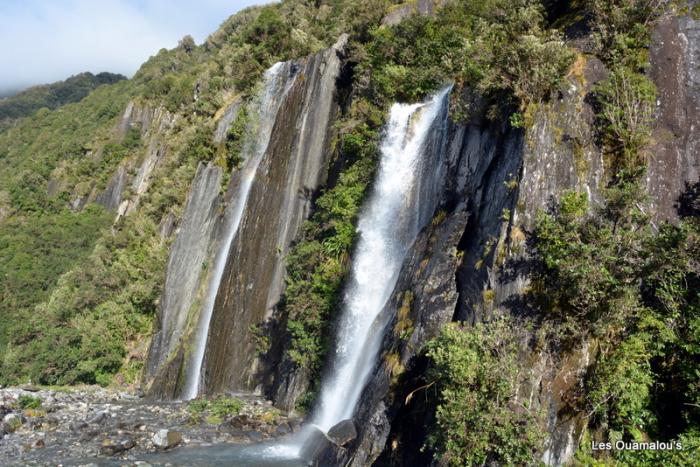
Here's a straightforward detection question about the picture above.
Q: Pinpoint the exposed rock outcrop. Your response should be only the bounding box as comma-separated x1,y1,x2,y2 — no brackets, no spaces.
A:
203,34,348,395
145,163,224,391
647,13,700,220
315,10,700,467
146,36,349,399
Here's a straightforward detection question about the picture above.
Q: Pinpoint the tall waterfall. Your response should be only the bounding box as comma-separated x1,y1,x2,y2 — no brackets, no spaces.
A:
183,62,298,400
310,87,450,432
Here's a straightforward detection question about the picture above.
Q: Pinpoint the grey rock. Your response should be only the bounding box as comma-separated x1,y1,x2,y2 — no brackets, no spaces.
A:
274,423,290,437
245,431,264,443
100,437,135,456
146,35,350,400
70,421,89,432
151,429,182,449
298,426,334,463
143,163,223,393
326,419,357,447
3,413,24,432
88,411,108,425
79,429,100,441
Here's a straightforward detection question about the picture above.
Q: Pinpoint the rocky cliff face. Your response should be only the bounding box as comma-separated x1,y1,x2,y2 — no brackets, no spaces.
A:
306,10,700,467
145,163,224,382
145,36,348,399
648,13,700,220
203,35,347,395
135,5,699,465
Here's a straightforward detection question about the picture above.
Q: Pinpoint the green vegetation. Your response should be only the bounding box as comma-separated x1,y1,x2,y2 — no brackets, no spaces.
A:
0,0,391,388
0,206,112,355
283,99,384,373
588,0,670,70
16,395,42,410
596,66,656,167
0,72,125,129
426,318,544,466
422,1,693,464
279,0,574,405
187,395,244,424
531,178,700,465
363,0,573,110
221,105,249,171
527,2,696,463
0,5,694,466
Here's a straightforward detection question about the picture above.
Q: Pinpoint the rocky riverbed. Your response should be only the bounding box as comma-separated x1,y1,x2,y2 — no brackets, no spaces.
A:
0,386,301,466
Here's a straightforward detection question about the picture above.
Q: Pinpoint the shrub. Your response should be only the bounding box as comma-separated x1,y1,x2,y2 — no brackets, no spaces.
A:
596,66,657,167
210,396,244,417
16,395,42,410
426,318,544,466
588,0,673,68
531,179,700,461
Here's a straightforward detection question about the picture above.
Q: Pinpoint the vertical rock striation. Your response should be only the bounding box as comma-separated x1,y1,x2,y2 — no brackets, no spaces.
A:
144,163,223,390
318,11,700,466
202,35,347,395
647,13,700,220
145,36,348,399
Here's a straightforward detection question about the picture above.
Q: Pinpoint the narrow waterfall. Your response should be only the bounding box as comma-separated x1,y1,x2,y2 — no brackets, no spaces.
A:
183,62,298,400
310,87,450,432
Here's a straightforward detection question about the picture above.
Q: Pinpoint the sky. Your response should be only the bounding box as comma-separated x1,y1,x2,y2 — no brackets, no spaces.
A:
0,0,263,94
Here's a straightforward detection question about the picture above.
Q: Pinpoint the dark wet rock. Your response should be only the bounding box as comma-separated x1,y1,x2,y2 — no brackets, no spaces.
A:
274,422,290,437
32,438,45,449
299,426,334,463
88,410,108,425
71,421,89,432
80,429,101,441
100,437,136,456
245,431,264,443
229,414,250,430
327,419,357,447
151,429,182,449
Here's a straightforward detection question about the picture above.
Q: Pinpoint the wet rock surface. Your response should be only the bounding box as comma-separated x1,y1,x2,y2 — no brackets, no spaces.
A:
326,420,356,447
0,387,297,466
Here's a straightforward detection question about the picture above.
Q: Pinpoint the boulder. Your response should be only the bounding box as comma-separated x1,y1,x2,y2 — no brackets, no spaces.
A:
299,426,335,463
152,429,182,449
100,437,136,456
88,411,108,425
245,430,264,443
326,419,357,447
2,413,24,432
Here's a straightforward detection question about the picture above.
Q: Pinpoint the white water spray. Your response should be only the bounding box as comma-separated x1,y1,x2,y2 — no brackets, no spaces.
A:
183,62,297,400
310,87,450,432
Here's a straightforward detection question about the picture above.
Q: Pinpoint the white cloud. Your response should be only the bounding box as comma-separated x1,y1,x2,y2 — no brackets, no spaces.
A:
0,0,261,92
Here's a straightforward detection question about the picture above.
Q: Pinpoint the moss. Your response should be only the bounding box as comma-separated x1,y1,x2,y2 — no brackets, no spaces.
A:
385,352,405,385
568,53,588,88
482,289,495,304
394,292,414,340
432,209,447,226
504,177,519,191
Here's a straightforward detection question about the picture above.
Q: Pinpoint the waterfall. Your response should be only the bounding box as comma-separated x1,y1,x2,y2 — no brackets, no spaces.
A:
310,87,450,432
183,62,298,400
